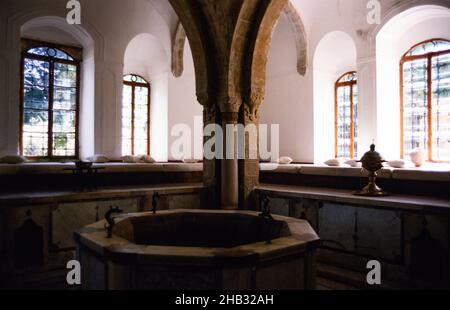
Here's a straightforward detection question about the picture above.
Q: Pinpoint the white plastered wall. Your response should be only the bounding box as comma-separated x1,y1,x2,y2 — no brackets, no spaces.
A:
376,5,450,160
1,0,450,164
0,0,173,161
168,40,203,161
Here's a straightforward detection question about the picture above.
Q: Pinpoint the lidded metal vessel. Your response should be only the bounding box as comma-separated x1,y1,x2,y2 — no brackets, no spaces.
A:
354,144,389,197
360,144,385,171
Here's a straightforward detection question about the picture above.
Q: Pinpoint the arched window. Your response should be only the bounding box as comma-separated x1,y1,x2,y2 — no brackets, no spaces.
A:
335,72,358,159
401,39,450,162
122,75,151,156
20,39,82,158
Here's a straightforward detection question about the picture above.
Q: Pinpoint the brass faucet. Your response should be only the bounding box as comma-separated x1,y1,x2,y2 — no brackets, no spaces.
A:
152,192,160,214
259,194,273,220
105,206,123,238
259,194,274,244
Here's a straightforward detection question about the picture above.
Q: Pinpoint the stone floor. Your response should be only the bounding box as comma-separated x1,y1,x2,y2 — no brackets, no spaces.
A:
3,266,359,290
4,269,356,290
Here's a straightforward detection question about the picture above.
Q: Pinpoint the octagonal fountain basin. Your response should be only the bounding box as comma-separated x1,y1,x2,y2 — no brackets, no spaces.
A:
74,210,320,290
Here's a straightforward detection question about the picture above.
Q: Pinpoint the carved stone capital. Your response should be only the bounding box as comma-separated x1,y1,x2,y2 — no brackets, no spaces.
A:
249,91,264,107
196,92,209,107
203,104,216,123
221,112,239,124
244,91,264,122
219,94,242,113
244,104,260,123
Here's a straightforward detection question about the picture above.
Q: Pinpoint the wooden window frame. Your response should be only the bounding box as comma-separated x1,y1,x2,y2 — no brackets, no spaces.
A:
123,75,151,156
400,38,450,162
335,71,358,159
20,38,82,160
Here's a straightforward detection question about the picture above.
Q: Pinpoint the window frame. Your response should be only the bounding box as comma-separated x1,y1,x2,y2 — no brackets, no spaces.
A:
122,74,151,156
335,71,358,159
400,38,450,162
19,39,82,160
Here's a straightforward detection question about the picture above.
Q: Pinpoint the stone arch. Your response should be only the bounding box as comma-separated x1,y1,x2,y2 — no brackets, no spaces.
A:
171,22,186,78
282,1,307,76
371,0,450,39
124,33,169,82
248,0,288,102
7,8,104,61
168,0,210,103
171,0,307,79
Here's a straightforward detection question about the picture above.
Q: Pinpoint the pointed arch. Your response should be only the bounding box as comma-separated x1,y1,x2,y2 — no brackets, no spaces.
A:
168,0,210,102
282,1,308,76
171,22,186,78
171,0,307,78
7,9,104,61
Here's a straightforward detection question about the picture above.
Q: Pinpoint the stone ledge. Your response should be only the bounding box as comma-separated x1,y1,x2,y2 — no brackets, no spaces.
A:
300,165,393,179
260,163,450,182
0,183,205,208
3,162,448,183
391,168,450,182
256,184,450,214
0,162,203,175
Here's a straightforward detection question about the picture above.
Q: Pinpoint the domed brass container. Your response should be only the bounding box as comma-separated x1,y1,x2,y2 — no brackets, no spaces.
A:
354,144,389,197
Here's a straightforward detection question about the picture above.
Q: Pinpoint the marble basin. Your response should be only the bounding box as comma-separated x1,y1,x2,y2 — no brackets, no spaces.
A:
74,210,319,290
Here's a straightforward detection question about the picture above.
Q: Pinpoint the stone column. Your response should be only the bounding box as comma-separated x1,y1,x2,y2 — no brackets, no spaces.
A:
219,96,241,210
169,0,287,210
239,92,263,210
221,111,239,210
200,94,219,209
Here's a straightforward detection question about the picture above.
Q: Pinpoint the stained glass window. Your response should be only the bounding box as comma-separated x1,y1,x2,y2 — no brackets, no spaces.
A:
401,39,450,161
335,72,358,159
27,47,74,61
122,75,151,156
21,41,81,158
406,40,450,57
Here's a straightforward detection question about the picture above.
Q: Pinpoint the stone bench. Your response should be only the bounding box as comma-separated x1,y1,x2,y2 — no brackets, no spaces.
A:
0,163,203,192
260,163,450,181
0,183,205,208
0,162,203,175
0,183,205,278
259,163,450,198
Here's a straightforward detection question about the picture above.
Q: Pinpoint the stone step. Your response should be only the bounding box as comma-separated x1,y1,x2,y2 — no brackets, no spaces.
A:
318,263,407,290
316,277,358,290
